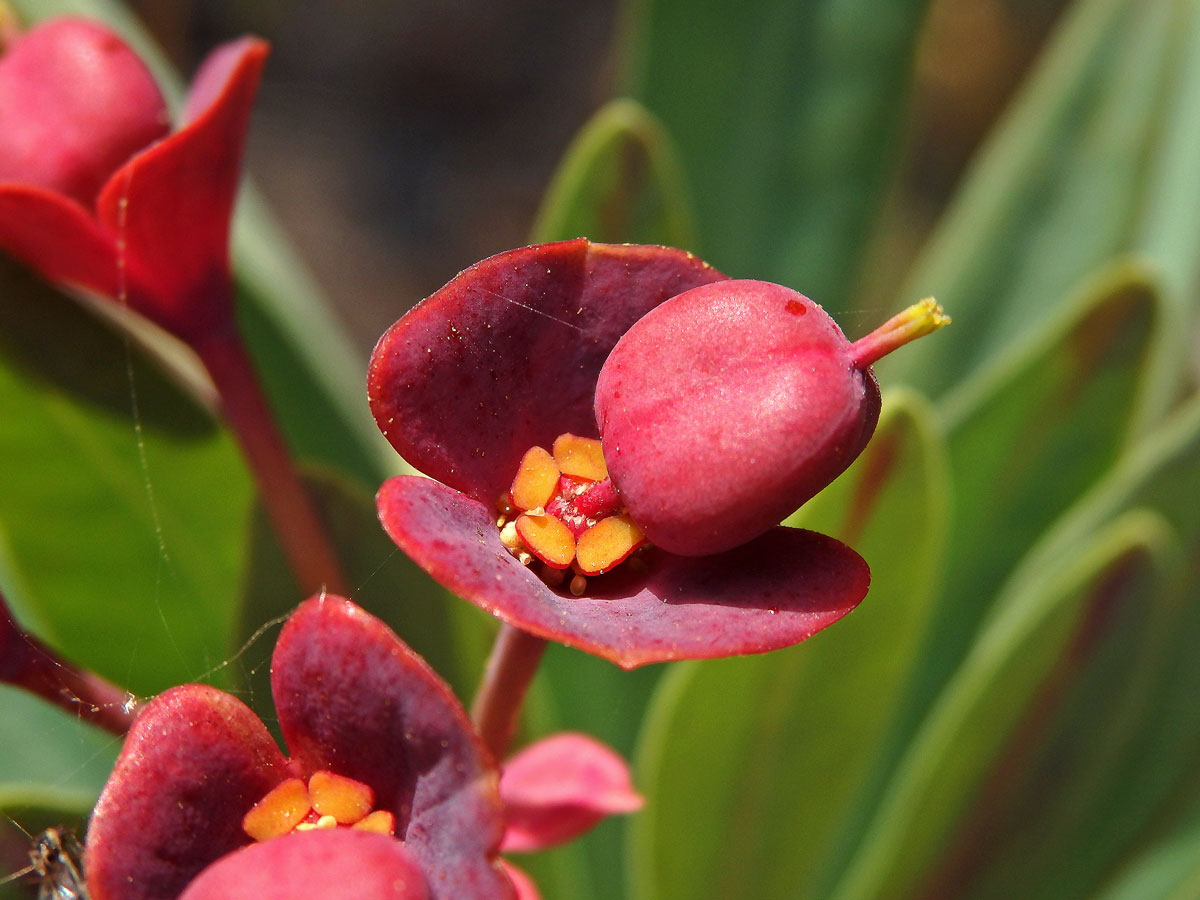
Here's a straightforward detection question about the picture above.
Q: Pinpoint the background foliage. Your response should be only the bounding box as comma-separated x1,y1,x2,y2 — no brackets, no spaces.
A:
3,0,1200,897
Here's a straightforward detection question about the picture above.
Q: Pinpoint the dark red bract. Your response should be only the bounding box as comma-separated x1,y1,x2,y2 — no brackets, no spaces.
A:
368,240,870,668
0,17,265,342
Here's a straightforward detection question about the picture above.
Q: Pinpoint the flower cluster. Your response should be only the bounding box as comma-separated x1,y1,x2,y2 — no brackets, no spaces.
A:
0,13,949,900
85,595,640,900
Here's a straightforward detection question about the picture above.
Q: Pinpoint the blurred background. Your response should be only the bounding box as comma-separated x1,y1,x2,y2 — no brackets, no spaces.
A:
8,1,1200,899
130,0,1066,351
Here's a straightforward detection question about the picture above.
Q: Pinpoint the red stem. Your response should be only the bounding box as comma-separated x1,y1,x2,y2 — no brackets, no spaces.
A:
1,604,136,735
193,330,349,597
471,624,548,760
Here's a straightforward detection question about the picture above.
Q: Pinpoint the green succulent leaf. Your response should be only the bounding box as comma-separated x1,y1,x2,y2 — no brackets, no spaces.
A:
882,0,1200,429
980,394,1200,879
912,263,1158,710
619,0,932,304
531,98,695,248
0,260,251,694
1092,819,1200,900
630,391,948,900
827,510,1178,900
0,687,117,810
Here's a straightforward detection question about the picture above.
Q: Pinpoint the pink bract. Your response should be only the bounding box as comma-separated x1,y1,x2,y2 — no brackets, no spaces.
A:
369,240,870,668
177,830,430,900
500,732,644,853
84,595,510,900
0,17,265,342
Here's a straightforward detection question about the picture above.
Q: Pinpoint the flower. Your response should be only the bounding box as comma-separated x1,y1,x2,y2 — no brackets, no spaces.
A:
0,16,266,343
368,239,871,668
83,595,639,900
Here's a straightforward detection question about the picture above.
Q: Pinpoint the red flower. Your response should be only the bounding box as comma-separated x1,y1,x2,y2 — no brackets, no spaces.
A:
84,595,639,900
0,16,265,342
368,240,871,668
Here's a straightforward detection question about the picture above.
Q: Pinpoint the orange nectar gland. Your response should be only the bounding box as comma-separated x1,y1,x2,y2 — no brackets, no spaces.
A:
242,772,396,843
499,433,647,595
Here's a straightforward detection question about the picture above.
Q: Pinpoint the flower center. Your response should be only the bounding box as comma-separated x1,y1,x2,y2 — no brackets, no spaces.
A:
242,771,396,842
497,433,648,595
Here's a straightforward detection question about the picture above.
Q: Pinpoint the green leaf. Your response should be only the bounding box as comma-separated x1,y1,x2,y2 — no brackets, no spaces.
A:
827,511,1177,900
974,395,1200,887
619,0,932,305
906,264,1159,716
1092,819,1200,900
0,687,117,808
0,687,115,895
0,260,252,694
881,0,1200,425
531,98,695,247
630,391,948,900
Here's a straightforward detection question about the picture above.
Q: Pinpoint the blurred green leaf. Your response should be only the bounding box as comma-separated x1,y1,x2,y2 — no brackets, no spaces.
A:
1092,818,1200,900
882,0,1200,429
0,687,117,897
236,470,491,713
980,394,1200,885
827,510,1177,900
0,687,117,809
532,98,695,248
619,0,931,305
0,260,251,694
906,264,1159,713
630,391,948,900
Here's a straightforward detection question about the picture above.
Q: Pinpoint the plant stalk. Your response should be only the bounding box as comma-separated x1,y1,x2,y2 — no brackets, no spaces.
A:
193,329,349,597
471,624,548,760
1,599,136,735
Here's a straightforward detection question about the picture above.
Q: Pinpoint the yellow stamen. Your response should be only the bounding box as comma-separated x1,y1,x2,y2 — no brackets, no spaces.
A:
351,810,397,836
510,446,560,511
309,771,374,824
515,513,576,568
576,515,646,575
242,778,311,842
552,433,608,481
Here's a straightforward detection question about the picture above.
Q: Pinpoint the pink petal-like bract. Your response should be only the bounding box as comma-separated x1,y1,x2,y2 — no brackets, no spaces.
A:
501,733,643,852
377,476,868,669
94,36,267,340
369,240,872,664
177,830,430,900
0,22,266,342
86,596,514,900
